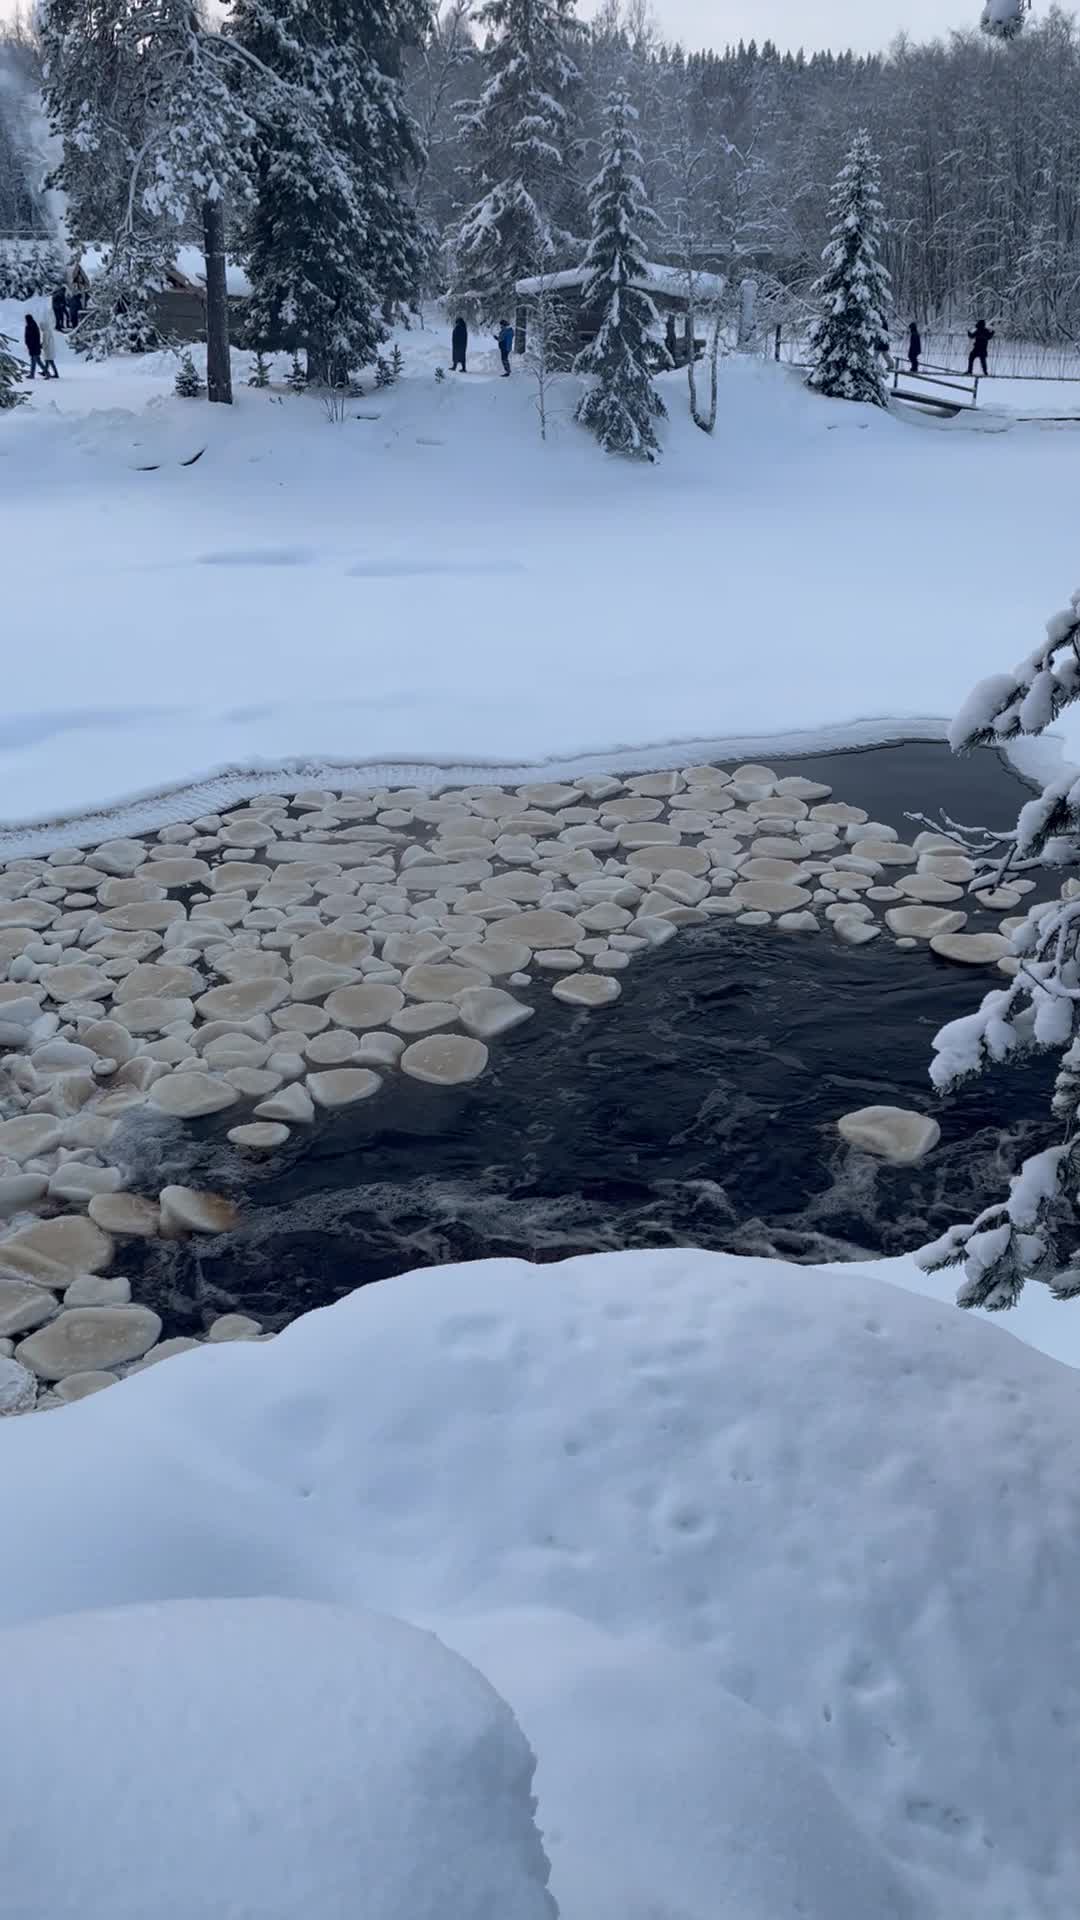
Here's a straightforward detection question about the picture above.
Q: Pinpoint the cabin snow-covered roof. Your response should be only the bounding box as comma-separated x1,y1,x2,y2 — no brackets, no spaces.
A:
515,260,726,301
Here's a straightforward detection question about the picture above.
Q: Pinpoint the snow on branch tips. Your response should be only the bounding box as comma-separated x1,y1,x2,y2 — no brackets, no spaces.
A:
924,582,1080,1310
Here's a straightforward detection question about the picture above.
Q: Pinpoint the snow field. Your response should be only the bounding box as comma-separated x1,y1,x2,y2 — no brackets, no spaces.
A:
2,1246,1079,1919
3,309,1080,831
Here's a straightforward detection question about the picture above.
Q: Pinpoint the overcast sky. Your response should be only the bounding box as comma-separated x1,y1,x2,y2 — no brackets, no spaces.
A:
583,0,977,53
0,0,981,55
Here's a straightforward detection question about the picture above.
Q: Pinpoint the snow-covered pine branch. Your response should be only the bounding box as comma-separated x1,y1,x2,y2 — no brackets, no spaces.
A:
924,585,1080,1309
574,79,665,461
806,128,891,408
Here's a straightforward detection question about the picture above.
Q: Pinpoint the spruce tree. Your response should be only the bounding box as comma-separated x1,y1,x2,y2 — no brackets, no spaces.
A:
230,0,427,388
574,82,665,463
247,350,271,388
0,334,27,412
450,0,581,319
807,129,891,408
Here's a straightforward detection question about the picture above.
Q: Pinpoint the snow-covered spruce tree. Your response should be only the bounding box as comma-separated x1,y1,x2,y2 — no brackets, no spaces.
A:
806,129,891,408
450,0,580,319
230,0,428,388
39,0,260,398
919,587,1080,1310
0,334,27,411
574,81,665,462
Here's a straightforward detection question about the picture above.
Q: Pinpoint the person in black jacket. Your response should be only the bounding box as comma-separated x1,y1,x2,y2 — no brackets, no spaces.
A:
24,313,42,378
451,315,468,372
52,286,67,332
907,321,921,375
967,319,993,376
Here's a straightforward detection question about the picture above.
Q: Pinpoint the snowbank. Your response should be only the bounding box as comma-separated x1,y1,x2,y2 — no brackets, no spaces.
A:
0,1596,555,1920
2,319,1079,834
1,1247,1078,1920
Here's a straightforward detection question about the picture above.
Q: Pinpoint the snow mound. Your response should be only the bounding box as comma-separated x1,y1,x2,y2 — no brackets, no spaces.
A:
0,1596,555,1920
1,1248,1078,1919
448,1608,917,1920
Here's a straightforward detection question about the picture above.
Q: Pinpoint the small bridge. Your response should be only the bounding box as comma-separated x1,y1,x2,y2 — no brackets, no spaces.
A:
890,361,980,416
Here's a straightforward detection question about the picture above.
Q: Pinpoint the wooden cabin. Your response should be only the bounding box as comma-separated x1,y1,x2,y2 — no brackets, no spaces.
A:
513,260,727,364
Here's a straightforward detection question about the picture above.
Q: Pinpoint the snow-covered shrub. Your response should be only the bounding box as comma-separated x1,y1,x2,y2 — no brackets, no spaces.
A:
921,586,1080,1308
247,349,271,388
286,351,309,393
174,349,204,398
575,81,666,462
0,1596,557,1920
807,129,891,408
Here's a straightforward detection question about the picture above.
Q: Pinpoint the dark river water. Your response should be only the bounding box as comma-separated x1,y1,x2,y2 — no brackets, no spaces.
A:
113,742,1056,1336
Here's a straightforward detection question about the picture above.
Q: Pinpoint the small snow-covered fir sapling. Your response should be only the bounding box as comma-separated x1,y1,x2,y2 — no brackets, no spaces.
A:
574,81,666,462
286,353,308,393
174,349,204,398
247,350,271,388
434,364,446,382
918,586,1080,1310
391,343,404,381
374,353,393,388
0,334,27,411
807,129,892,408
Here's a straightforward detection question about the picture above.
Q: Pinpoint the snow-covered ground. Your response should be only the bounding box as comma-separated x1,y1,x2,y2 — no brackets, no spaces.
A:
2,1245,1079,1920
3,304,1080,831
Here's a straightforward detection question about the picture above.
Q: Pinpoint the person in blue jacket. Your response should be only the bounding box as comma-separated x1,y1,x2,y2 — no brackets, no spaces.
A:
496,318,514,375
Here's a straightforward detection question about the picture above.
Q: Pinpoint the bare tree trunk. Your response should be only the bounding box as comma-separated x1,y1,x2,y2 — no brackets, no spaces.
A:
203,197,232,406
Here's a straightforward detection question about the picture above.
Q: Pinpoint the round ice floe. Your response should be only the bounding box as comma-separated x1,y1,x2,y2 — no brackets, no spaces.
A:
837,1105,940,1164
930,932,1010,966
306,1068,382,1110
16,1304,162,1379
159,1186,240,1236
150,1073,239,1119
225,1119,292,1159
0,1215,114,1284
401,1034,489,1085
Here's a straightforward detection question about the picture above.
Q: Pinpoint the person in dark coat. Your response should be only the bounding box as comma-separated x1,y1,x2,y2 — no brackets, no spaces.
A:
967,319,993,377
23,313,42,378
52,286,67,332
907,321,921,375
496,318,514,375
451,315,468,372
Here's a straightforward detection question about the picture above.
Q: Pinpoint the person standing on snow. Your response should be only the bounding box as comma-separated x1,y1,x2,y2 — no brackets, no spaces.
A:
451,315,468,372
52,285,67,332
496,318,514,376
23,312,42,378
39,309,59,379
967,318,993,377
907,321,921,375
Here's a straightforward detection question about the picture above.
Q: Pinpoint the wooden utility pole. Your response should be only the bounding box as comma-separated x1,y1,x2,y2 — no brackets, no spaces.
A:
203,197,232,405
